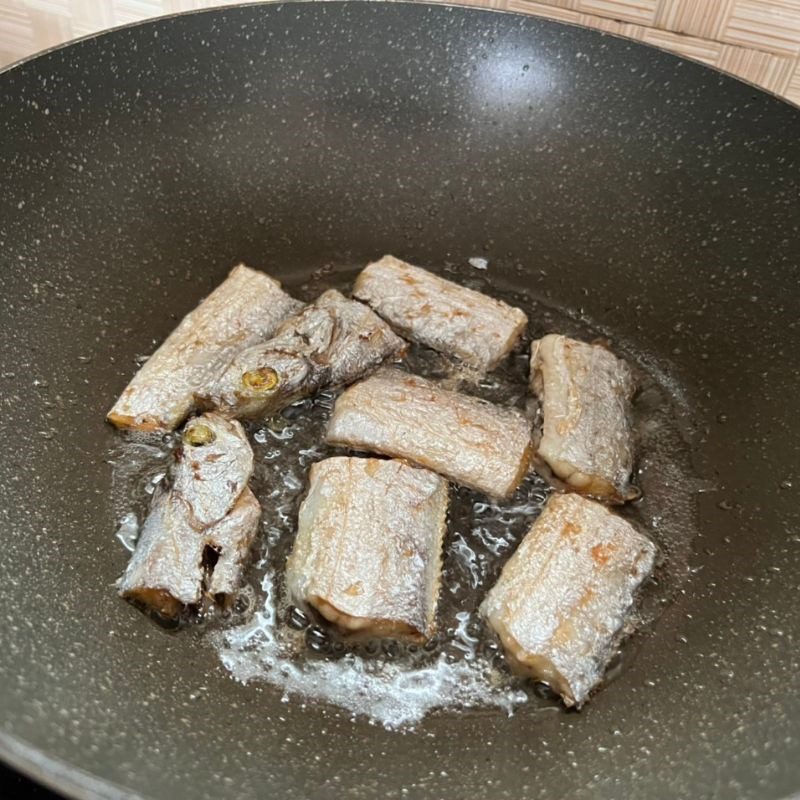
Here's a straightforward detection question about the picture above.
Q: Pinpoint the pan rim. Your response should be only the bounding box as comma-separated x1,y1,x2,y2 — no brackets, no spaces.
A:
0,731,135,800
0,0,797,109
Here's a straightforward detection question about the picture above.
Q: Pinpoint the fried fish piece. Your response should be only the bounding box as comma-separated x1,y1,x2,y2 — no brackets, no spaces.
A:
325,370,532,499
480,493,656,707
118,413,260,617
108,264,302,432
530,334,637,503
202,290,406,420
353,255,528,371
285,457,448,641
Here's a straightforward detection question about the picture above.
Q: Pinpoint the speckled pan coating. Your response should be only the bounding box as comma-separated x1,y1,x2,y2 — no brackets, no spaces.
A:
0,3,798,800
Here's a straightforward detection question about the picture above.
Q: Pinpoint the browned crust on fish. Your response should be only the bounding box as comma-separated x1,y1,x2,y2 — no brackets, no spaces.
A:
480,493,656,707
201,289,406,420
326,370,532,499
123,586,183,619
108,264,301,432
311,597,424,642
530,335,637,504
286,456,448,642
106,411,162,431
118,414,260,619
353,255,528,371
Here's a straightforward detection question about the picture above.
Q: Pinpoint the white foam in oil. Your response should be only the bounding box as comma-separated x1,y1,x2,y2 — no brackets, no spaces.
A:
109,262,700,729
212,568,529,729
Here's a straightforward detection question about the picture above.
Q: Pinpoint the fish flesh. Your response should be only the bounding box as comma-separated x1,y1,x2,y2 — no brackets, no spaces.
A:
202,289,406,420
480,493,656,707
118,413,260,617
285,457,448,641
325,369,532,499
353,255,528,371
107,264,302,432
120,487,261,619
530,334,637,503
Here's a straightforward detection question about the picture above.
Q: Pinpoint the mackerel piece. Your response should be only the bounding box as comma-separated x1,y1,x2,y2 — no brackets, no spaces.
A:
326,370,532,499
353,255,528,371
285,457,448,642
107,264,302,432
481,493,656,707
118,413,260,618
530,334,637,503
203,290,405,420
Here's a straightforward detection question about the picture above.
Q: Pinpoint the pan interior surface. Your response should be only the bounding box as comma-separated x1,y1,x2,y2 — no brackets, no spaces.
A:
0,3,798,799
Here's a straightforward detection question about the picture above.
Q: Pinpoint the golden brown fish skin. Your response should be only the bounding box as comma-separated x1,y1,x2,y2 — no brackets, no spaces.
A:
285,457,449,642
118,413,260,617
353,255,528,371
530,335,637,504
107,264,303,432
480,493,656,708
202,290,406,420
325,369,532,499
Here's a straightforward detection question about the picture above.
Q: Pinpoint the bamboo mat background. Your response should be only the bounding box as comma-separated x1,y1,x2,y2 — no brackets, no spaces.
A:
1,0,799,104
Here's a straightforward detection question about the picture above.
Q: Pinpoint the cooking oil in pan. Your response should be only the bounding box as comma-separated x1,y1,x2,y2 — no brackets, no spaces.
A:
109,262,700,728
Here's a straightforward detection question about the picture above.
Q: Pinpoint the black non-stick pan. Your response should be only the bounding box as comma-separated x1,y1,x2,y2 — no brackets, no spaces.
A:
1,2,799,798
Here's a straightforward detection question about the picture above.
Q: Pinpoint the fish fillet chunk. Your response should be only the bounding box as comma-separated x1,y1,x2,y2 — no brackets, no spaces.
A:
480,493,656,707
285,457,448,641
118,413,260,617
107,264,302,432
353,255,528,371
326,370,532,499
530,334,637,503
203,289,406,419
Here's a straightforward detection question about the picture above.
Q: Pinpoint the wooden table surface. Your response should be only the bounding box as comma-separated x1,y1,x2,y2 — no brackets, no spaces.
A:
1,0,798,103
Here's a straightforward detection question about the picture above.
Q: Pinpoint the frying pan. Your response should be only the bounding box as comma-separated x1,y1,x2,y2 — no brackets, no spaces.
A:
1,2,799,798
